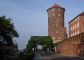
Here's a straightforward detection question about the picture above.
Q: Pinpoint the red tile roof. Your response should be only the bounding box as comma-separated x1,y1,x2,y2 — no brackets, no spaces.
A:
51,4,62,8
47,4,63,11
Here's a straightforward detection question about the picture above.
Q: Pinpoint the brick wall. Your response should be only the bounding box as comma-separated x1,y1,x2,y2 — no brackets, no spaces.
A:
57,33,84,56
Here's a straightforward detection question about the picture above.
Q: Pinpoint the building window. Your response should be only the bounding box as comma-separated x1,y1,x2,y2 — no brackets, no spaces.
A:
56,19,57,22
73,20,74,23
74,19,77,21
70,22,72,25
58,37,61,39
58,19,59,22
71,34,72,37
70,27,72,31
56,19,61,22
55,8,58,11
52,37,55,40
56,30,58,33
58,8,61,11
56,24,57,27
58,14,61,16
61,19,63,22
70,34,72,37
72,33,74,36
77,23,79,28
75,32,76,35
73,33,74,36
52,8,55,11
52,14,55,16
77,31,79,34
73,25,75,30
70,34,71,37
77,17,79,20
75,24,77,29
71,33,73,37
56,19,58,22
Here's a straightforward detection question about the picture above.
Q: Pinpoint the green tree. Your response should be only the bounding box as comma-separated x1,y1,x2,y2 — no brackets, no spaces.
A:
0,16,19,44
25,36,53,52
24,36,53,60
0,16,19,60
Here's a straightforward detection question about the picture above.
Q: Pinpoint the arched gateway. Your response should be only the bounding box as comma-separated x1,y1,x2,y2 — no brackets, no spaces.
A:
28,36,54,51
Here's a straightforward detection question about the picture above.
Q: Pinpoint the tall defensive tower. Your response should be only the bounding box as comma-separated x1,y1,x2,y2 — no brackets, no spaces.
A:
47,4,67,43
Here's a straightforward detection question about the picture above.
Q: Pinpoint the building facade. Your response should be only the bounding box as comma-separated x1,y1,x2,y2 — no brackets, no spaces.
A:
47,4,67,43
69,12,84,37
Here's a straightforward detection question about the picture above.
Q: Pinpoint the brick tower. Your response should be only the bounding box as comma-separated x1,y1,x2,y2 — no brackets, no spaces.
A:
47,4,67,43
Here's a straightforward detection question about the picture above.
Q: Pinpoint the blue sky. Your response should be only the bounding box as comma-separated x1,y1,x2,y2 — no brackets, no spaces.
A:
0,0,84,50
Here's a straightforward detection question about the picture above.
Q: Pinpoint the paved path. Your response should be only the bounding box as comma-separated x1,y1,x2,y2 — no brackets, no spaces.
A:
33,51,84,60
33,51,44,60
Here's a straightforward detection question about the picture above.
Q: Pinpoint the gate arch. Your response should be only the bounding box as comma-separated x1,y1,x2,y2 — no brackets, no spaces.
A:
28,36,53,51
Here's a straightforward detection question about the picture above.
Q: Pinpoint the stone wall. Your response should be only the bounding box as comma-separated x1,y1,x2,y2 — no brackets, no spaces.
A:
57,32,84,56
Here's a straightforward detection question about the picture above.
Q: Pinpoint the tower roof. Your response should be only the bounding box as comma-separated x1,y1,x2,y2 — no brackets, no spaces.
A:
51,4,62,8
47,4,64,11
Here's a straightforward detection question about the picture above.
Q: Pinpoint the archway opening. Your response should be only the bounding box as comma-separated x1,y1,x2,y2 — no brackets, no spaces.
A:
37,45,43,50
27,36,54,52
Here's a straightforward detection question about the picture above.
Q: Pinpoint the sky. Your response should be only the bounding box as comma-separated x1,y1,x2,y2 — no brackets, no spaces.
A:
0,0,84,50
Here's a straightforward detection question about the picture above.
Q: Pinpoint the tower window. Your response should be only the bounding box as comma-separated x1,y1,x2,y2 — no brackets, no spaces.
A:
77,31,79,34
58,37,61,39
58,8,61,11
52,14,55,16
60,20,62,22
48,14,50,17
55,8,58,11
56,24,58,27
56,19,59,22
70,34,72,37
52,37,55,40
56,30,58,33
58,14,61,16
52,8,55,11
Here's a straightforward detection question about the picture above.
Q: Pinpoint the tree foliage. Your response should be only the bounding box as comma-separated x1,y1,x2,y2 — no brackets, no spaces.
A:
0,16,19,45
24,36,53,60
0,16,19,60
25,36,53,54
30,36,53,47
